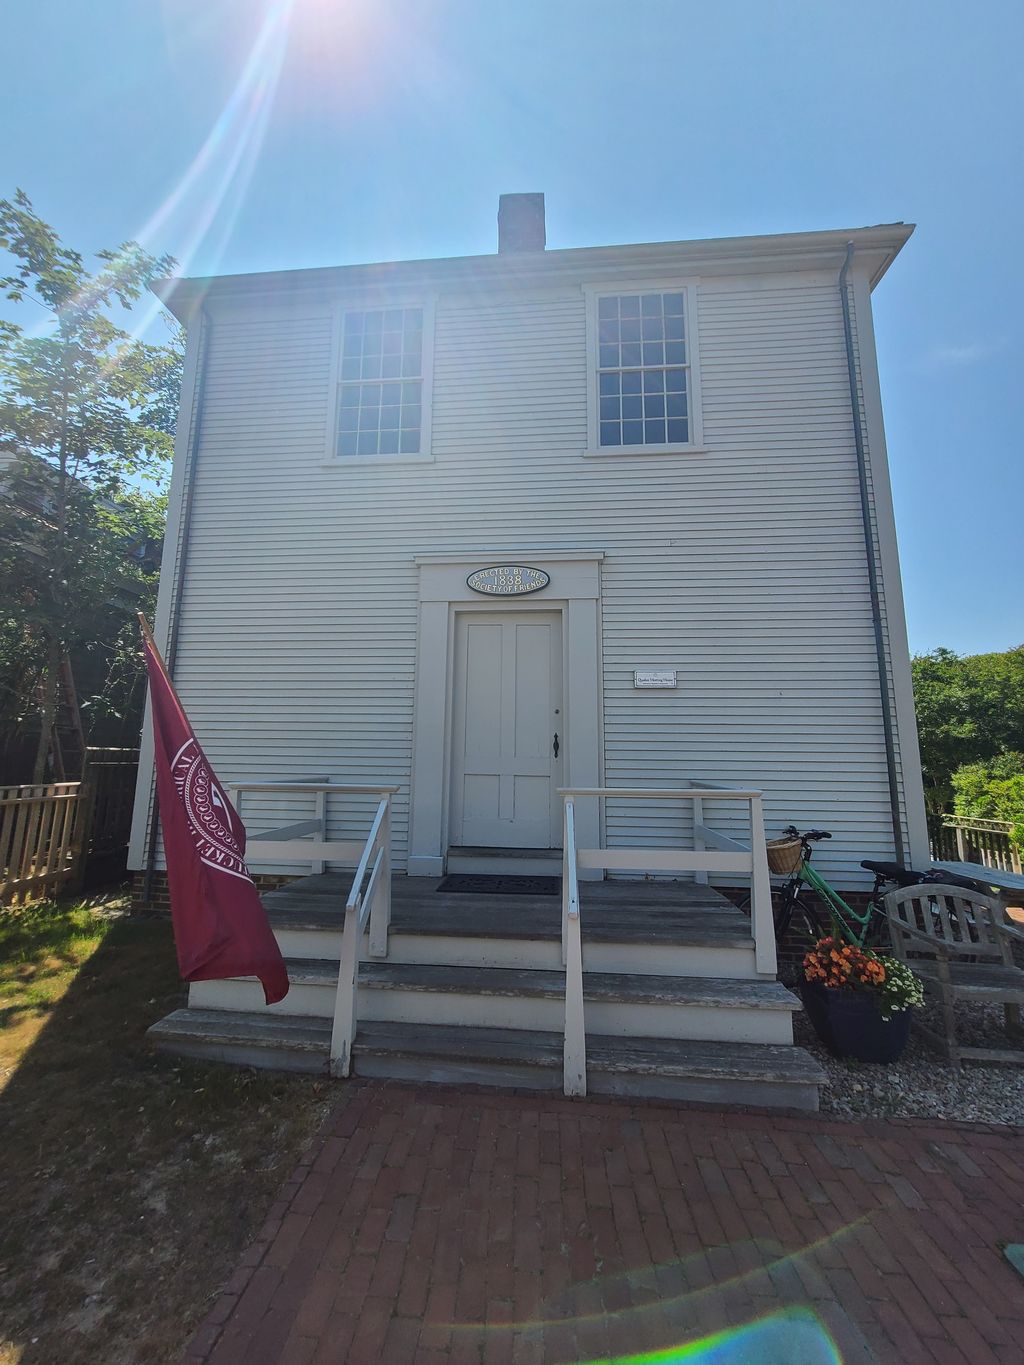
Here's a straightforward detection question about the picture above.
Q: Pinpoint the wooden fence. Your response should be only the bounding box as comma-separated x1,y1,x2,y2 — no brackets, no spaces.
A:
0,748,139,906
930,815,1022,874
0,782,87,906
81,748,139,887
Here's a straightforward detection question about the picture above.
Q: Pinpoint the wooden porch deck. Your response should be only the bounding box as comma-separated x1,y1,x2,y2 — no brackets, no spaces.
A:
262,872,753,946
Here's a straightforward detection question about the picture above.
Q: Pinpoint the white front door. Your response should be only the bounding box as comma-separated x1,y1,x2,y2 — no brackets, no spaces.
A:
450,612,563,849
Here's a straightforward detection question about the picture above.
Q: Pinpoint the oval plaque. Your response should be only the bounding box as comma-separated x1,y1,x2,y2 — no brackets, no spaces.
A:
466,565,550,597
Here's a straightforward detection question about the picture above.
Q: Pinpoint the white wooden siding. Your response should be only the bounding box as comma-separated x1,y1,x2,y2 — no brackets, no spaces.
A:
131,264,916,887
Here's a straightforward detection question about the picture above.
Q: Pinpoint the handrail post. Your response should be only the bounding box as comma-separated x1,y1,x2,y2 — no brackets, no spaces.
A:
691,785,708,886
748,794,777,975
312,787,327,875
562,798,586,1096
561,798,570,966
368,797,392,959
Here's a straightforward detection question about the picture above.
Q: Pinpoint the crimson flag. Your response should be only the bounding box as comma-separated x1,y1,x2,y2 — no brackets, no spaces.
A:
141,618,289,1005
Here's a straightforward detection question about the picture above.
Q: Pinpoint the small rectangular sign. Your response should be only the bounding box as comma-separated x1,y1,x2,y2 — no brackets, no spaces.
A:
634,670,678,689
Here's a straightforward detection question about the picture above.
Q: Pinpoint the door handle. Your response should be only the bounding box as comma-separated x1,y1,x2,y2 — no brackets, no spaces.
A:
553,733,559,758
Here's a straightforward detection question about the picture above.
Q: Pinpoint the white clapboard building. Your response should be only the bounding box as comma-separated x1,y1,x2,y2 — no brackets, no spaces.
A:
132,196,927,1107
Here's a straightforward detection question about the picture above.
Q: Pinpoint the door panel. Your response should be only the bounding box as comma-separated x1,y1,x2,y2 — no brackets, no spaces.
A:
450,612,563,849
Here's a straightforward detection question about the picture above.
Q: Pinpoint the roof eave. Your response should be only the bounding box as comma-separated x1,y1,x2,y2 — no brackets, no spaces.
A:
151,222,915,322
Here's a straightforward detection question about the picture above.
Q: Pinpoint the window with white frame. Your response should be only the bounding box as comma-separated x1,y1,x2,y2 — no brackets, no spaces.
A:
595,290,693,449
336,306,424,457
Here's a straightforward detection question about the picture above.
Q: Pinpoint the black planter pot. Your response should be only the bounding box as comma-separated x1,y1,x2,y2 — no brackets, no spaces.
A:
799,980,912,1063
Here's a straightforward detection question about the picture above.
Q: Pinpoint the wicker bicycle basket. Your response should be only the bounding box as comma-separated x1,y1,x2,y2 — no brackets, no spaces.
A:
765,836,803,876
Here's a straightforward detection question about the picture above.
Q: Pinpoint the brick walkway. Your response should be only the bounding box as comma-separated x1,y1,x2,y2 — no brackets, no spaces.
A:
184,1083,1024,1365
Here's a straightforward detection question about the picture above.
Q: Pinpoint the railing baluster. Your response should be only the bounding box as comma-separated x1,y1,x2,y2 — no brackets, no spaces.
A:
369,798,392,959
691,786,708,886
331,899,361,1078
748,793,777,976
312,788,327,875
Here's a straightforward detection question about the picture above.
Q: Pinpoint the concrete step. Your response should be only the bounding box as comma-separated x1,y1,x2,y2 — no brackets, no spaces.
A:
147,1011,824,1110
189,960,797,1043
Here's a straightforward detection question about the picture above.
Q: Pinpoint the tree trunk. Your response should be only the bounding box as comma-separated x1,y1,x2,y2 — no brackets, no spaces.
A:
31,640,62,784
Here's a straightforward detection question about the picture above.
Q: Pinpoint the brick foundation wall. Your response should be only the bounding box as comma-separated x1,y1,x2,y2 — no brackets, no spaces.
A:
718,885,879,982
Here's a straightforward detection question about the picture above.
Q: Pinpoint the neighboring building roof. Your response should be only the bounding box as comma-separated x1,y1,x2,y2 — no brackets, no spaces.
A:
153,222,915,323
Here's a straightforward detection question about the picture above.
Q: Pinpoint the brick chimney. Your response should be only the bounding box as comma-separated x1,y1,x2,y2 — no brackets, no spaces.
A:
497,193,546,253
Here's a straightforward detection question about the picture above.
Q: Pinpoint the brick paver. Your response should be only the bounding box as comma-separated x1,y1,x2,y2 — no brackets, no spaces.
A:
183,1084,1024,1364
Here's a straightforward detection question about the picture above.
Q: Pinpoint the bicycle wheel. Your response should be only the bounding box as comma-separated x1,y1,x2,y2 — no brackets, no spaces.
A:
786,895,823,946
861,900,892,949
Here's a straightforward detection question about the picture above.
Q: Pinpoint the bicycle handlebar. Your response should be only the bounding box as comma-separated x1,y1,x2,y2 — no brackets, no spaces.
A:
783,825,832,842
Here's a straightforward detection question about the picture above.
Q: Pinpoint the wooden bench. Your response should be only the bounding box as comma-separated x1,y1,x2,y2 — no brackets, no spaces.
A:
883,883,1024,1067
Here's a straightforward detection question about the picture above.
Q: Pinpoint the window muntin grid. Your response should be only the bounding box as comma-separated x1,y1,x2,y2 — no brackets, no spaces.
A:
337,307,423,456
597,291,689,448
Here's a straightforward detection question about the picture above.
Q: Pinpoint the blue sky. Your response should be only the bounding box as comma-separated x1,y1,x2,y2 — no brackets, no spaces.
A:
2,0,1021,656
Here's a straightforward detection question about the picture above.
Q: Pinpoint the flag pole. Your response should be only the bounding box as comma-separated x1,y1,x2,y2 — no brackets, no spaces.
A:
138,613,187,712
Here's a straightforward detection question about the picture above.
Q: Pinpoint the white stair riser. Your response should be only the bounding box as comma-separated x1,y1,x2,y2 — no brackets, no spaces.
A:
190,979,332,1017
275,929,343,960
274,929,561,970
189,978,793,1044
584,1000,793,1045
582,941,757,979
273,929,757,979
386,934,561,969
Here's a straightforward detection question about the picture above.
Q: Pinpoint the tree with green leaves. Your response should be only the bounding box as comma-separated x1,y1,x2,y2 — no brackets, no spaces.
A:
912,645,1024,816
952,752,1024,849
0,190,182,781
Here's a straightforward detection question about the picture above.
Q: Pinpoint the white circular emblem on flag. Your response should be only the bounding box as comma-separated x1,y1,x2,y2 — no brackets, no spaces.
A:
171,739,251,880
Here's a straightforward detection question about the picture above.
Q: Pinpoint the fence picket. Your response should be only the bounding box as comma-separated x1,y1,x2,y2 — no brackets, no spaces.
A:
1,786,79,904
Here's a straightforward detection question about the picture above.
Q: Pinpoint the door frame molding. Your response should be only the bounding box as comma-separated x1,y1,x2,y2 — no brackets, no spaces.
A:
408,551,604,877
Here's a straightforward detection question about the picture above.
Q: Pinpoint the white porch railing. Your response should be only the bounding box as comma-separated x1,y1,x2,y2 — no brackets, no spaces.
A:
227,778,399,1078
228,777,399,874
332,795,393,1077
558,782,776,1097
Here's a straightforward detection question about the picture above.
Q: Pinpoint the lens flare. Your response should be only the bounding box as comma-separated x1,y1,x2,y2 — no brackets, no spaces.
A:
29,0,295,344
124,0,295,336
574,1306,843,1364
444,1223,868,1363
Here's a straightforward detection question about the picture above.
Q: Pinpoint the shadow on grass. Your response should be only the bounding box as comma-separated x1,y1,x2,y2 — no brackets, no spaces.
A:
0,907,332,1365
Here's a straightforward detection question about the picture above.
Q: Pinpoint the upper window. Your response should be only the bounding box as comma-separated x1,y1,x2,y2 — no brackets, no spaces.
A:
590,288,699,453
337,306,424,457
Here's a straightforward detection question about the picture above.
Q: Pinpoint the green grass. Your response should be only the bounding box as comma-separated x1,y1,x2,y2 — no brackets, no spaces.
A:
0,897,118,1039
0,895,333,1365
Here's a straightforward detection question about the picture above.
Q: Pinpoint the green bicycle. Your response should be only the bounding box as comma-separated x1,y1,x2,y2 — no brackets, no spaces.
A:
765,827,887,947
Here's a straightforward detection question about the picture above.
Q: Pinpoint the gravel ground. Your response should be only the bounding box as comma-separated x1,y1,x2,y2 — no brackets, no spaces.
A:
791,998,1024,1125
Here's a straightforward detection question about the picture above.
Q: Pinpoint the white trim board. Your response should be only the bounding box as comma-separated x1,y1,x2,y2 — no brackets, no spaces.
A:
407,552,604,877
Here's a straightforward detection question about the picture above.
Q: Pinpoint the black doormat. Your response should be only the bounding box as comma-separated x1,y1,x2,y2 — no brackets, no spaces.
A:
437,873,561,897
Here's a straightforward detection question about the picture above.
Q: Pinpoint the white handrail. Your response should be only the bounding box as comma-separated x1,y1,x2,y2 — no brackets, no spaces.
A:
560,782,778,978
230,782,401,795
228,779,400,872
331,795,393,1078
559,785,764,800
562,799,586,1096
